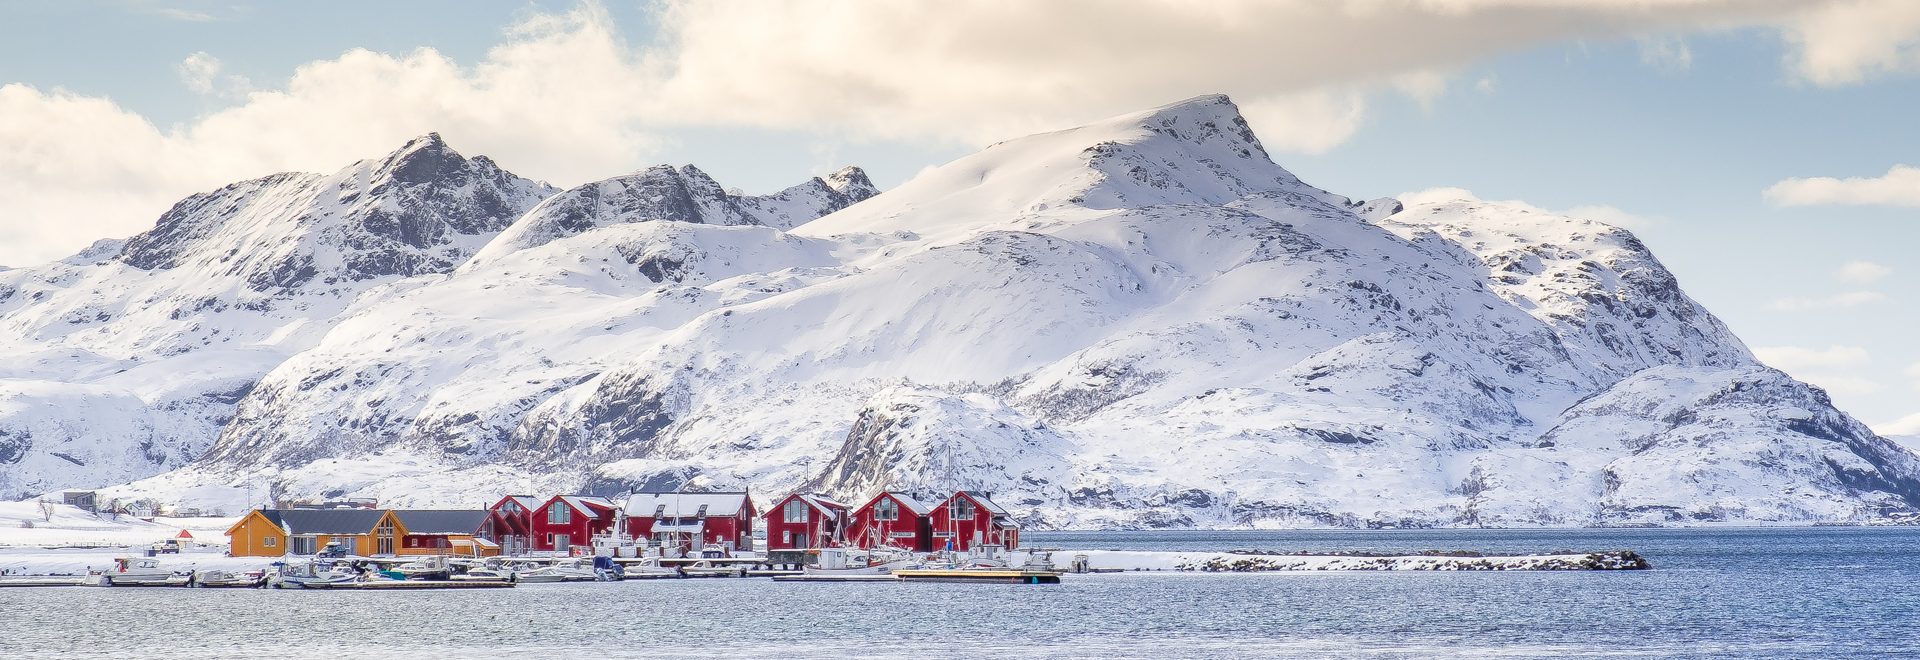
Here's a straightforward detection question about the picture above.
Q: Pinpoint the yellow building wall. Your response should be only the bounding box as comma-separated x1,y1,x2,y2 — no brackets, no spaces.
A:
224,511,288,557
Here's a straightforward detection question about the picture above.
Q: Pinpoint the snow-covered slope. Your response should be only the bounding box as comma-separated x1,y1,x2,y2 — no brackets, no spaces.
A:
0,135,556,498
70,95,1920,528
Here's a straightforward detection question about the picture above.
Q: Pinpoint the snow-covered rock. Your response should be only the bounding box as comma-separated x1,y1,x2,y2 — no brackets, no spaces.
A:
0,134,557,497
31,94,1920,528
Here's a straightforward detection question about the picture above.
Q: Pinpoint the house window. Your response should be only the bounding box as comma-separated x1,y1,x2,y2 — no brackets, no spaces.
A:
952,498,975,521
876,498,898,521
784,500,808,523
291,536,316,555
549,503,571,525
263,537,277,547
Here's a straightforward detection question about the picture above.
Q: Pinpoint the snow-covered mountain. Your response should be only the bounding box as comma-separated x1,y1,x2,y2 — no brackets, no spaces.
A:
28,94,1920,527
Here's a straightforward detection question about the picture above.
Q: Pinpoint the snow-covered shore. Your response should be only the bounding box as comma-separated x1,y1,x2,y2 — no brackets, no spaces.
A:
1068,549,1650,571
0,501,233,549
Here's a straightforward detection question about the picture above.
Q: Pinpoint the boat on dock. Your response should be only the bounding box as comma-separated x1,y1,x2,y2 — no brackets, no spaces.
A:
892,568,1061,584
81,558,193,587
296,579,514,590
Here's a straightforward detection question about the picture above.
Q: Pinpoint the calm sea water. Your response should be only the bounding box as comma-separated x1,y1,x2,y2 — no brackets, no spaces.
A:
2,527,1915,659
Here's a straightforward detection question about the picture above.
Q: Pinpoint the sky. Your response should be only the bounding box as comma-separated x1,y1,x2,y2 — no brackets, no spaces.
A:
1,0,1918,429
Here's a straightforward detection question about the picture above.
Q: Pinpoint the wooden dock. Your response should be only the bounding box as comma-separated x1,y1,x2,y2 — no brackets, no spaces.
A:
298,580,515,590
892,569,1061,584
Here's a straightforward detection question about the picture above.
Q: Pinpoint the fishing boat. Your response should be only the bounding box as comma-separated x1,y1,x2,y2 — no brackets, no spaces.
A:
515,558,600,582
392,556,453,581
266,561,364,589
618,556,681,580
802,547,917,577
81,557,192,587
191,569,267,588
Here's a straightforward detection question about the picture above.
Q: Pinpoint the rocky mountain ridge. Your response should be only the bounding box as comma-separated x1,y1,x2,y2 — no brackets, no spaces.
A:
5,95,1914,528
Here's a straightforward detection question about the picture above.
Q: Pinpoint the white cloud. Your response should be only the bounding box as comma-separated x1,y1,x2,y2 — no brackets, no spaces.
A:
1474,75,1500,94
1756,345,1880,398
177,52,221,94
1781,0,1920,85
1638,35,1695,72
1764,164,1920,207
4,0,1920,267
1753,345,1871,371
1872,412,1920,439
1766,291,1888,311
1837,260,1892,284
1396,188,1660,230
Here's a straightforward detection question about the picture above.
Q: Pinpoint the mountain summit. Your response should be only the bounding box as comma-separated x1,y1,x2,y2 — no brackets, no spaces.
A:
15,96,1919,527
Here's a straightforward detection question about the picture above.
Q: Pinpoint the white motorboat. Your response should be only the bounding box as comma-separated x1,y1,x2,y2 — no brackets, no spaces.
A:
266,561,365,589
801,547,917,576
393,556,452,581
82,557,191,587
191,569,266,588
515,558,599,582
450,567,517,582
619,556,680,579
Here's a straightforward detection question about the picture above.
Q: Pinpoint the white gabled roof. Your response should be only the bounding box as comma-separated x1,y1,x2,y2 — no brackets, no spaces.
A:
559,495,615,515
863,492,931,516
794,493,849,513
959,491,1008,516
624,492,751,518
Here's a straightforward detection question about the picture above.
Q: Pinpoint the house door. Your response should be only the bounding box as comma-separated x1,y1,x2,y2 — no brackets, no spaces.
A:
554,534,570,553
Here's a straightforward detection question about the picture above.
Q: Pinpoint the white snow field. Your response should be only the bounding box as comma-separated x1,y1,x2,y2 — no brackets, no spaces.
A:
0,94,1913,529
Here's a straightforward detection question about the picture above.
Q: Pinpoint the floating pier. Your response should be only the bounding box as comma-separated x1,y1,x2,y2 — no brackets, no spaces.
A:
296,580,515,590
892,569,1061,584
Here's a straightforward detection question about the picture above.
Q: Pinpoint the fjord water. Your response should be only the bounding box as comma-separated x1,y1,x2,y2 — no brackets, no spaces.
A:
2,527,1914,659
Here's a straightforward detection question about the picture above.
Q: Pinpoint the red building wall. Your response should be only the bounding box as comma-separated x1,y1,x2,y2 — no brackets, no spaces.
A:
848,493,932,552
927,492,1017,551
529,497,616,553
483,496,538,555
764,494,847,550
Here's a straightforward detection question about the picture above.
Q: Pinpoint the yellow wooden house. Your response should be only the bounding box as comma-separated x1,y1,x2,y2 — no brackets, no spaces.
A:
373,509,498,557
224,508,383,557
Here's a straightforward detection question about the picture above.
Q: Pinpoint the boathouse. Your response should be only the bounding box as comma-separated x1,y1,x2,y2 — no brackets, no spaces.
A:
848,492,934,552
764,493,850,550
373,509,498,557
223,508,385,557
622,491,757,554
928,491,1019,551
480,495,542,555
529,495,618,554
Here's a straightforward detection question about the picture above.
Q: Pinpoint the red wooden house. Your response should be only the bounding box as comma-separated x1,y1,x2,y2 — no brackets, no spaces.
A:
928,491,1019,551
528,495,618,554
764,493,850,550
480,495,542,555
623,491,757,554
848,492,933,552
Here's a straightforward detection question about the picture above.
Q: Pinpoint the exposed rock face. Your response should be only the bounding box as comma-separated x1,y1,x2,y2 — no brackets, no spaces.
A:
30,95,1920,528
0,135,556,498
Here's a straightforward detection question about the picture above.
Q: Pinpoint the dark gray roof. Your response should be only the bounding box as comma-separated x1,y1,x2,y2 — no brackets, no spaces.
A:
273,509,384,535
394,510,489,534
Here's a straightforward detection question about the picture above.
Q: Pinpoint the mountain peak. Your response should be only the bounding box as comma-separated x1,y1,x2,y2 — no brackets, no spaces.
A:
824,166,878,201
377,132,469,186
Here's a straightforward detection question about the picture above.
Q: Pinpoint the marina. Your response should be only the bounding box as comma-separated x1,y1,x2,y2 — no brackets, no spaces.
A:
0,527,1910,659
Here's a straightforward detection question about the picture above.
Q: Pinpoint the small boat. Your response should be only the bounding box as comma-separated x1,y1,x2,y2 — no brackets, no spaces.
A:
618,557,681,580
515,558,600,582
393,556,453,581
266,561,365,589
802,547,917,577
450,567,517,582
81,558,192,587
191,570,267,588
